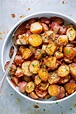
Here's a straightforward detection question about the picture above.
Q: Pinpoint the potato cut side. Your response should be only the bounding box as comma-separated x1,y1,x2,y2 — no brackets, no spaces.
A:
22,61,32,76
30,22,43,34
29,60,40,74
34,75,42,85
66,27,76,41
29,34,42,47
25,81,35,93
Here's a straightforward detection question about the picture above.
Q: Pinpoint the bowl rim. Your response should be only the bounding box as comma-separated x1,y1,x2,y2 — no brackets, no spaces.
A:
1,11,76,104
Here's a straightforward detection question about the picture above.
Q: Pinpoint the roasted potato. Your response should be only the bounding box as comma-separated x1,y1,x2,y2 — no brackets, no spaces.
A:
29,60,40,74
40,17,50,24
58,25,67,35
69,63,76,79
15,67,23,77
34,75,42,85
30,91,39,99
39,82,49,91
22,61,32,76
38,68,49,82
14,55,23,66
48,72,60,84
30,22,43,34
46,42,57,56
64,47,75,60
56,86,65,99
54,51,64,59
50,22,60,33
25,81,35,93
48,84,60,96
58,75,71,84
19,46,32,59
18,81,27,93
57,65,70,77
28,34,42,47
66,27,76,41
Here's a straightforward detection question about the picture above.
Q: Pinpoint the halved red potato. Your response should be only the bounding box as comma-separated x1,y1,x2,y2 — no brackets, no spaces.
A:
45,57,57,70
57,65,70,77
30,91,39,99
41,30,55,43
56,86,65,99
40,17,50,24
50,22,60,33
57,35,68,46
48,72,60,84
15,67,23,77
58,75,71,84
29,60,40,74
30,22,43,34
19,46,32,59
64,82,76,94
29,45,36,54
39,82,49,90
64,57,72,64
14,55,23,66
28,34,42,47
4,61,10,70
11,76,20,86
25,81,35,93
18,81,27,93
66,27,76,41
54,51,64,59
23,76,32,82
46,42,57,56
66,24,74,29
64,47,75,60
22,61,32,76
16,33,29,45
58,25,67,35
35,87,47,98
48,84,60,96
9,63,17,75
34,75,42,85
41,23,49,31
38,68,49,82
34,49,46,60
69,63,76,79
50,17,64,25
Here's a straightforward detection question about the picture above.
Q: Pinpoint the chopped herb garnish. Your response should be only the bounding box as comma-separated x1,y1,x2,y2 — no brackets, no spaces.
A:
48,46,52,49
43,109,45,111
32,64,35,67
42,64,45,68
27,86,30,90
56,102,58,104
49,72,53,74
65,49,70,54
70,108,72,110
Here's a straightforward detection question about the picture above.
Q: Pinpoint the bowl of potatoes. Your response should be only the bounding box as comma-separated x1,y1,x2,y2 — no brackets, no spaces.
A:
1,12,76,103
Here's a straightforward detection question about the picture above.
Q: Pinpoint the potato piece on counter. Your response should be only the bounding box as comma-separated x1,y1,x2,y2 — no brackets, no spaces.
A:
22,61,32,76
28,34,42,47
25,81,35,93
66,27,76,41
38,68,49,82
57,65,70,77
30,22,43,34
29,60,40,74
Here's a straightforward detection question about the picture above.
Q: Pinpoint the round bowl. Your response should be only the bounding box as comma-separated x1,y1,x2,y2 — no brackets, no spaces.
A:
1,12,76,104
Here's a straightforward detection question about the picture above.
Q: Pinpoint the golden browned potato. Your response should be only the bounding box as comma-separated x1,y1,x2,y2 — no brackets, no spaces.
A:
18,81,27,93
64,57,72,64
39,82,49,90
22,61,32,76
19,46,32,59
45,57,57,70
58,75,71,84
57,65,70,77
9,63,17,75
30,22,43,34
29,45,36,54
38,68,49,82
30,91,39,99
34,49,45,60
29,60,40,74
64,47,75,60
64,83,76,94
15,67,23,77
46,42,57,56
16,34,29,45
66,27,76,41
66,24,74,29
48,72,60,84
35,87,47,98
57,35,68,46
28,34,42,47
48,85,60,96
69,63,76,79
41,23,49,31
25,81,35,93
54,51,64,59
34,75,42,85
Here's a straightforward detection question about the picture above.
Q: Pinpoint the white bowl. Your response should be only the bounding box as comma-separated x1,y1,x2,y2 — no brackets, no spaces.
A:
1,12,76,104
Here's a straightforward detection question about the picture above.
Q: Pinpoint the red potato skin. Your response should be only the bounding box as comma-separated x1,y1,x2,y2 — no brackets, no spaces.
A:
56,86,65,99
58,25,67,35
50,22,60,32
40,17,50,24
50,17,64,25
9,46,14,58
14,55,23,66
18,81,27,93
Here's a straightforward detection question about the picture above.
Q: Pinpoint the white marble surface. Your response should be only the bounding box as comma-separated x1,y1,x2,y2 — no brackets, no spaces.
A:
0,0,76,114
